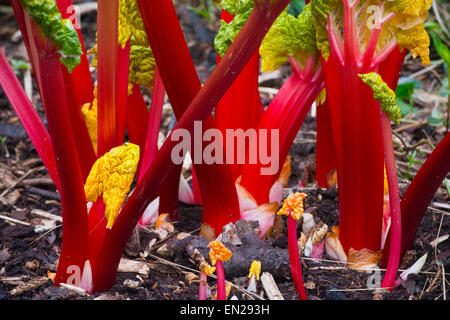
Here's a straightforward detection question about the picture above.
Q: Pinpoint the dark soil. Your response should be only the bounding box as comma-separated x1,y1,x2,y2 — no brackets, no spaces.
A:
0,1,448,301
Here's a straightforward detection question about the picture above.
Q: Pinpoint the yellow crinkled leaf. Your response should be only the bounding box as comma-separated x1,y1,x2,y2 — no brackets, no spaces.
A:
81,85,98,154
119,0,149,48
89,0,155,87
84,143,140,228
383,0,432,17
395,22,431,65
129,39,156,88
260,5,317,72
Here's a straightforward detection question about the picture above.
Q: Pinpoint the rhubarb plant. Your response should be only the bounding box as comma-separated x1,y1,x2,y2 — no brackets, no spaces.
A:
212,2,326,238
309,0,432,255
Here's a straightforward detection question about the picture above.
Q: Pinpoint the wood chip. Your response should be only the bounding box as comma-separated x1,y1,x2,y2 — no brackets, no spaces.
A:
118,258,150,276
432,202,450,211
0,213,31,226
0,189,21,206
31,209,62,222
59,283,90,297
260,272,284,300
10,277,49,296
123,279,140,289
34,219,57,233
430,234,449,248
304,281,315,290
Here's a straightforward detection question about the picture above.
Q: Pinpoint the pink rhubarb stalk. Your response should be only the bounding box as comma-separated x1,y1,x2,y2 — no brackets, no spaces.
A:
288,215,308,300
380,112,402,290
240,58,324,204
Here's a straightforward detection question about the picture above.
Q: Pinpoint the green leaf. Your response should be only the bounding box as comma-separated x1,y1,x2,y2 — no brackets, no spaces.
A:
430,30,450,66
214,0,253,57
188,5,211,21
20,0,82,72
396,81,415,100
427,116,442,126
397,98,414,116
9,59,30,75
427,107,444,127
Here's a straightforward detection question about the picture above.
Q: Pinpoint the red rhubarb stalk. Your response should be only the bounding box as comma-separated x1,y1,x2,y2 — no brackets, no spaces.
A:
12,1,95,180
126,84,150,166
241,58,324,204
35,44,88,286
401,133,450,253
56,0,94,106
315,100,337,188
97,0,119,156
0,49,60,188
215,9,264,180
138,68,165,181
382,132,450,263
116,40,131,146
11,6,89,285
215,261,226,300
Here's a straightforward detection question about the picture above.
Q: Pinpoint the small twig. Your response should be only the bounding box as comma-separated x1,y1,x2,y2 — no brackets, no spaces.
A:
20,177,54,187
31,209,62,222
58,283,90,297
442,264,446,301
409,60,445,79
29,225,61,246
328,287,387,292
432,202,450,211
432,1,450,39
426,268,442,293
434,213,446,266
0,213,31,226
258,87,280,96
26,186,60,201
428,207,450,216
0,166,45,197
419,277,429,300
393,121,428,134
